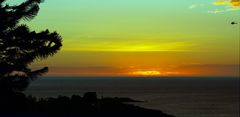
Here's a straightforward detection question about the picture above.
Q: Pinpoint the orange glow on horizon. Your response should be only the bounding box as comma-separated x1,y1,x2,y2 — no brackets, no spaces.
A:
130,70,162,76
41,64,239,77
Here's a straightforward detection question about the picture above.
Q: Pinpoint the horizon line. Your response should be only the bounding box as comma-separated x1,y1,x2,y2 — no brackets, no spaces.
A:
40,75,240,78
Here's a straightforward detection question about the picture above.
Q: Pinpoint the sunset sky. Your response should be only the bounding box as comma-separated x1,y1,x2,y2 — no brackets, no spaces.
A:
9,0,240,77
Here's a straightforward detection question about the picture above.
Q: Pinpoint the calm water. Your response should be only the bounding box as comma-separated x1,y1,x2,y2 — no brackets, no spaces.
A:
25,77,239,117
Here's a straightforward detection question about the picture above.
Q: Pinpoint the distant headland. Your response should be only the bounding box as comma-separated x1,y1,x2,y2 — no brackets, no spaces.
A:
0,92,175,117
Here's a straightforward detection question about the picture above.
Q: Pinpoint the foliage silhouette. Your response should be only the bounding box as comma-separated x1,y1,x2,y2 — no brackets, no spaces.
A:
0,0,62,92
0,92,176,117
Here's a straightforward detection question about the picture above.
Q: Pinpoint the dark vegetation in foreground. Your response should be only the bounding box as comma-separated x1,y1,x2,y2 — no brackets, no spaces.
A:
0,92,175,117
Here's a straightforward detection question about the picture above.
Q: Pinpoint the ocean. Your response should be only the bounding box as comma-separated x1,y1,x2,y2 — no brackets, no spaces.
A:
24,77,239,117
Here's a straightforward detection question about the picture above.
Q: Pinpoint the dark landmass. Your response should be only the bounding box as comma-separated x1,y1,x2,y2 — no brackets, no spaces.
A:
0,92,175,117
100,97,144,103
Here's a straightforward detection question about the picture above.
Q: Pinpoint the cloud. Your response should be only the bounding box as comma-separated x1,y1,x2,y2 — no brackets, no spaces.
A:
174,64,239,77
46,66,129,76
208,9,229,14
189,5,197,9
37,63,239,77
212,0,240,11
213,0,240,6
188,4,205,9
65,41,193,52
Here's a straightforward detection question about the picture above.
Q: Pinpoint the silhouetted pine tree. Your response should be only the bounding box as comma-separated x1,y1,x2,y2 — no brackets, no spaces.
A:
0,0,62,92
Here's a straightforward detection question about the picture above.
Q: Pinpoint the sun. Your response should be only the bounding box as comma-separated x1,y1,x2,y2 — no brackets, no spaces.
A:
131,70,162,76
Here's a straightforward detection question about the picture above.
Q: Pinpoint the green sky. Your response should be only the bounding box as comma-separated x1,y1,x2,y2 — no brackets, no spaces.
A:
7,0,240,76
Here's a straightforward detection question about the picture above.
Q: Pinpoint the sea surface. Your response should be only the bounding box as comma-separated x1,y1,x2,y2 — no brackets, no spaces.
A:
25,77,239,117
